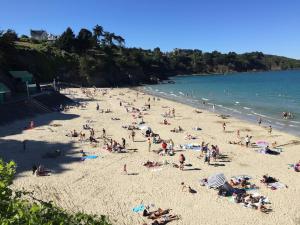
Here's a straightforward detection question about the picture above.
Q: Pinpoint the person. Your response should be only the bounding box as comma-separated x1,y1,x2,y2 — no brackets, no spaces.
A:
29,121,34,129
102,128,106,138
96,103,99,111
172,108,175,117
131,130,136,142
22,140,27,151
237,130,240,138
123,164,127,174
181,182,193,193
205,149,211,165
294,160,300,172
162,141,167,154
151,215,180,225
122,138,126,148
268,126,272,135
119,101,122,106
245,135,250,147
223,122,226,131
179,154,185,170
169,139,174,151
163,119,168,125
258,117,262,126
147,138,151,152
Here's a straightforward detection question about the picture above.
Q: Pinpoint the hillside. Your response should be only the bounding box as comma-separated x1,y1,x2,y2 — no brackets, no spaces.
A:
1,27,300,87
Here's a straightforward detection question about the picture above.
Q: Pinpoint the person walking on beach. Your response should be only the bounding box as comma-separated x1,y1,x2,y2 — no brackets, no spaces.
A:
223,122,226,132
172,108,175,117
22,140,27,152
102,128,106,138
245,135,250,147
268,126,272,135
122,138,126,148
123,164,127,175
96,103,99,111
237,129,240,138
258,117,262,126
130,130,136,142
147,138,151,152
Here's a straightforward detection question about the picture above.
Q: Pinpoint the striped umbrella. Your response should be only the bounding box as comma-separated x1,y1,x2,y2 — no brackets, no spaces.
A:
207,173,227,188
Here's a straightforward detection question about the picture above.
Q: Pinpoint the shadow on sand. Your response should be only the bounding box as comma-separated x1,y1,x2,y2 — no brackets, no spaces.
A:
0,138,82,177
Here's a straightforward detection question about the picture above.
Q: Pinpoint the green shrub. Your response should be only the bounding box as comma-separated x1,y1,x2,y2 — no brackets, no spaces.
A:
0,159,111,225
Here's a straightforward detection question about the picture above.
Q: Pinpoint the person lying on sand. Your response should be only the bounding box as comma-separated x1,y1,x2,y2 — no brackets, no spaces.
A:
294,160,300,172
33,165,51,176
170,126,183,133
111,117,120,120
184,134,196,140
151,215,181,225
143,161,162,168
260,175,278,184
228,140,243,146
143,208,171,220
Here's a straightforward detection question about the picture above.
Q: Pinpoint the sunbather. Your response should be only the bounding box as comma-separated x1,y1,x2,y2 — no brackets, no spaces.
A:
151,215,180,225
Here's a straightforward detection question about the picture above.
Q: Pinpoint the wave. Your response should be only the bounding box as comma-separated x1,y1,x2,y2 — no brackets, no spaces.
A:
202,98,209,101
243,107,251,110
179,92,185,95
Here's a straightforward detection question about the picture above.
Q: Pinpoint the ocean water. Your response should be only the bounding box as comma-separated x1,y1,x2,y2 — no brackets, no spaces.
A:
142,70,300,136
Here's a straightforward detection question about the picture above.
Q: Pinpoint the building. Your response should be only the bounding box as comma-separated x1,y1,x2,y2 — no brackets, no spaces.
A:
9,71,37,94
30,30,48,41
0,83,11,104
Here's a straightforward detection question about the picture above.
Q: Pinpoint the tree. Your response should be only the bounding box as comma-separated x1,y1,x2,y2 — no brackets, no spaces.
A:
93,24,103,44
76,28,94,53
2,29,18,41
114,35,125,47
55,27,75,52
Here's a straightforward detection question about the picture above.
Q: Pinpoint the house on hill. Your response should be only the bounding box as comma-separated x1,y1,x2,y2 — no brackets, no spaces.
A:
30,30,48,41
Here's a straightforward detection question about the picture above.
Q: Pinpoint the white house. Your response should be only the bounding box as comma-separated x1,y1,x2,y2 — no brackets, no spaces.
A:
30,30,48,41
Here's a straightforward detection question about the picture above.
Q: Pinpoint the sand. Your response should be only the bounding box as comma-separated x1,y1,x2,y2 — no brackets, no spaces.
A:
0,87,299,225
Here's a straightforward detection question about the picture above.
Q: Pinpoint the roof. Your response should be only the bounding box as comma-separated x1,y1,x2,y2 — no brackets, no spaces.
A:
9,71,34,83
30,30,47,36
0,82,11,93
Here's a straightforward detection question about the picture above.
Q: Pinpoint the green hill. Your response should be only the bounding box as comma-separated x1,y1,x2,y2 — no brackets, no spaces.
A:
1,27,300,88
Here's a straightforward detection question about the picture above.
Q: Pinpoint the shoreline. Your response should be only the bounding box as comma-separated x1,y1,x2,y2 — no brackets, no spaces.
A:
136,86,300,138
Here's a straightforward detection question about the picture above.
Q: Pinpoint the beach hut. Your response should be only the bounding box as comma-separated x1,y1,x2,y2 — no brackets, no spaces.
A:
0,82,11,104
9,71,37,94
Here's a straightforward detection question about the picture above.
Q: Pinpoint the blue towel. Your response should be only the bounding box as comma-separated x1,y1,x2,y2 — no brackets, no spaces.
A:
83,155,98,159
132,204,145,213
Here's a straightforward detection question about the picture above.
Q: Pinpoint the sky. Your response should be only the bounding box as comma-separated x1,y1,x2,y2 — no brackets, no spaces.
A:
1,0,300,59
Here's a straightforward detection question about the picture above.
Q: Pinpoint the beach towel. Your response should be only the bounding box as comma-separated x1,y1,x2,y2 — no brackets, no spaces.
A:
132,204,145,213
82,155,98,160
267,182,287,190
181,144,201,151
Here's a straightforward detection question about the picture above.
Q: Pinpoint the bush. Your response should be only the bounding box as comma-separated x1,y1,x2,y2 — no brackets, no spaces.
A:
0,159,111,225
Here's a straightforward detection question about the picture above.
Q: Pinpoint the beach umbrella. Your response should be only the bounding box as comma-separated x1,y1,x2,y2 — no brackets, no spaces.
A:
256,140,269,147
207,173,227,188
139,124,151,130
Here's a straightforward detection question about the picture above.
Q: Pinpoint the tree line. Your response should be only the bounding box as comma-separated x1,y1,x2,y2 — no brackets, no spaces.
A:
1,25,300,87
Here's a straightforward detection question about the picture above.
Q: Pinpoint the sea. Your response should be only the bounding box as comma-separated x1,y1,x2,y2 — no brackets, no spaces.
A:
142,70,300,136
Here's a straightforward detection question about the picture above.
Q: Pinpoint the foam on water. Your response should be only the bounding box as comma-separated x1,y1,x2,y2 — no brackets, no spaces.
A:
144,70,300,136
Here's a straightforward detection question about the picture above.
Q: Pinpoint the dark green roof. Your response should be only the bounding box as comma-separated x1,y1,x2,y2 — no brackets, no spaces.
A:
0,82,10,93
9,71,34,83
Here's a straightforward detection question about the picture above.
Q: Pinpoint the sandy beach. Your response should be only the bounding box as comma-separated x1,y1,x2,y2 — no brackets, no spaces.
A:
0,87,299,225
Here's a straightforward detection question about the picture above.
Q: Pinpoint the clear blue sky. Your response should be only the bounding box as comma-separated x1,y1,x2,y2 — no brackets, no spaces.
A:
1,0,300,59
